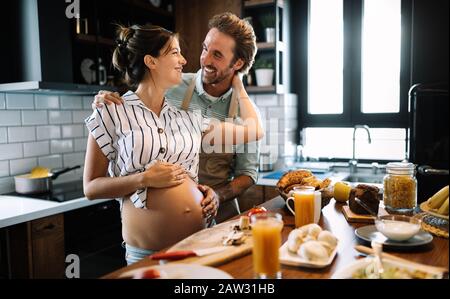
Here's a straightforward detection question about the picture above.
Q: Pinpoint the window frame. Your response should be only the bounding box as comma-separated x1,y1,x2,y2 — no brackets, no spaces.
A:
298,0,412,129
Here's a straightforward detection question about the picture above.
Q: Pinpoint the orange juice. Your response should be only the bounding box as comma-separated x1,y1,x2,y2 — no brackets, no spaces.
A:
251,213,283,278
294,188,315,227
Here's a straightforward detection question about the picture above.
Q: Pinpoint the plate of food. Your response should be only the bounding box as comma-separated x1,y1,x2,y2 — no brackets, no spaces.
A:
276,169,334,209
118,263,233,279
279,224,338,268
331,256,444,279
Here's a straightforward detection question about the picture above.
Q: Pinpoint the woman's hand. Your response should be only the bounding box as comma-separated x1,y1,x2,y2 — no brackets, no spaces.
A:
231,74,244,91
92,90,123,109
139,161,187,188
198,185,220,221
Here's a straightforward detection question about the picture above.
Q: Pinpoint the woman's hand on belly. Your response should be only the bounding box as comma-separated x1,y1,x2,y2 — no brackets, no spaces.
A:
139,161,188,188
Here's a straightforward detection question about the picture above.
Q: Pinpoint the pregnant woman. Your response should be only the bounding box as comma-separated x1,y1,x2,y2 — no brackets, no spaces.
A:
83,24,263,264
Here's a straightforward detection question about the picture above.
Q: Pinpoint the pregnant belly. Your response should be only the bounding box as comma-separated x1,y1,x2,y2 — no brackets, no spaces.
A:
122,178,207,250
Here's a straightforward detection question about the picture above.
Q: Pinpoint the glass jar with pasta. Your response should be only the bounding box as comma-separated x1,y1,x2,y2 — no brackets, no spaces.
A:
383,162,417,215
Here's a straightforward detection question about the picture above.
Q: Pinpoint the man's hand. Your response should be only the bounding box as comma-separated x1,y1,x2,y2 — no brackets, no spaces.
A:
92,90,123,109
198,185,220,221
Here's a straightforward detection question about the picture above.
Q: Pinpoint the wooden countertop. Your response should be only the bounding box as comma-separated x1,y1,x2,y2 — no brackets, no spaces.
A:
103,196,449,279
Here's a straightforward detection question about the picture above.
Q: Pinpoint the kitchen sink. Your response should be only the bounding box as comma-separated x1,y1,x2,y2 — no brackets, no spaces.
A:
343,173,385,184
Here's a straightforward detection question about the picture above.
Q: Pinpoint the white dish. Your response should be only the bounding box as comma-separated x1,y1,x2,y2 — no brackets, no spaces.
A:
355,225,433,247
279,241,338,268
118,263,233,279
331,257,444,279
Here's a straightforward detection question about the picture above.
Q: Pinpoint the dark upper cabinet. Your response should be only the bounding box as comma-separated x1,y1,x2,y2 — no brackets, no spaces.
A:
0,0,174,93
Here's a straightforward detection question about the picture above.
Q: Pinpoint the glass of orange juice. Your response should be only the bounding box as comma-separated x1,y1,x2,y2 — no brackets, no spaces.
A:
250,212,284,279
286,186,316,228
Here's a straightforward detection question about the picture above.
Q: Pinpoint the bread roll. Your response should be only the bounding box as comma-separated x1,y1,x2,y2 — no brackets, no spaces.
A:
298,241,329,262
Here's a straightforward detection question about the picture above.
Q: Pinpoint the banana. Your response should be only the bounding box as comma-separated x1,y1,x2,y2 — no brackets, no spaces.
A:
437,197,449,215
427,185,449,209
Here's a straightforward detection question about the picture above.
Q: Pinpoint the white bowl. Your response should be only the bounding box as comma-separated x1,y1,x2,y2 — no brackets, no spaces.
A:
375,215,422,241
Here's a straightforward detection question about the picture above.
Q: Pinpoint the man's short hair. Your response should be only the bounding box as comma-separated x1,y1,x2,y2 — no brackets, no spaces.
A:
208,12,257,74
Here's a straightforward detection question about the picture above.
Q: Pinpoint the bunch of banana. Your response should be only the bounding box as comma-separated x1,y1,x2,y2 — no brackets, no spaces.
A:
426,185,449,216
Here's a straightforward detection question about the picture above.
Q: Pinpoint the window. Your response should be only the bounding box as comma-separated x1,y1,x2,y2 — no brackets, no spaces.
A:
298,0,411,161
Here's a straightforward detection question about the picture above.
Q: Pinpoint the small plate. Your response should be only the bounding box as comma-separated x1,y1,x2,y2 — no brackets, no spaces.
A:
331,256,444,279
355,225,433,247
118,263,233,279
420,201,449,220
279,241,338,268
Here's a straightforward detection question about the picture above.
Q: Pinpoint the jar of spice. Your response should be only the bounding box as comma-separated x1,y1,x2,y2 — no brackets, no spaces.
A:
383,162,417,215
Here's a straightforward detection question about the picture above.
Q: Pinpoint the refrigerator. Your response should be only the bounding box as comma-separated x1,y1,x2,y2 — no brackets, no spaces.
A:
409,83,449,203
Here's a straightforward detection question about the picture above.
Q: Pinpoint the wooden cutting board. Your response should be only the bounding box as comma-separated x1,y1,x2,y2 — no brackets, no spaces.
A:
166,219,253,267
342,205,388,223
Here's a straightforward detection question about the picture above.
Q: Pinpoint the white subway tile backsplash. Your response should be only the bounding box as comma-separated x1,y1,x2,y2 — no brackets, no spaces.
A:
0,177,14,193
7,127,36,143
63,152,85,167
0,144,23,160
38,155,63,169
50,139,73,154
0,111,21,126
82,96,95,109
266,107,285,118
0,93,5,109
73,110,92,123
60,95,83,110
256,94,278,106
21,110,48,125
62,124,84,138
0,161,9,177
35,94,60,109
49,111,72,124
74,138,87,151
36,125,61,140
10,158,37,176
0,128,6,143
23,141,50,157
6,93,34,109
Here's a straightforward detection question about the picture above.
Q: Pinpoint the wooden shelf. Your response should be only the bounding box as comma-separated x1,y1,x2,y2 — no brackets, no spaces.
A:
257,42,276,50
75,34,115,47
244,0,275,8
246,85,276,93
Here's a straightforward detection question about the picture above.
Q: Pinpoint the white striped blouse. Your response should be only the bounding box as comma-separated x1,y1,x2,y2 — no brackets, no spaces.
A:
85,90,210,209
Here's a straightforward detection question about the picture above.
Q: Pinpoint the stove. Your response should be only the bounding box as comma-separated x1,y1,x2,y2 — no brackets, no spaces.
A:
6,181,85,202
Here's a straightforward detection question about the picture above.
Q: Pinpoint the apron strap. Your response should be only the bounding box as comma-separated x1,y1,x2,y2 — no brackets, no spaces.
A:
181,75,197,111
228,89,238,119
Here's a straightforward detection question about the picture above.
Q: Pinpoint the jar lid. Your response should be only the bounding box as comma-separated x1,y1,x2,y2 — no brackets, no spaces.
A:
386,162,416,175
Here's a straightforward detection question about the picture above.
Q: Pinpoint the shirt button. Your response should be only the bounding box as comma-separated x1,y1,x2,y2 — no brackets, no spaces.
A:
208,105,212,109
158,128,164,134
159,148,166,154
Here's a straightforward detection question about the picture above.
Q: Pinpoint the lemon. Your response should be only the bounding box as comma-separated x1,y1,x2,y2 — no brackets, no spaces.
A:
333,182,352,203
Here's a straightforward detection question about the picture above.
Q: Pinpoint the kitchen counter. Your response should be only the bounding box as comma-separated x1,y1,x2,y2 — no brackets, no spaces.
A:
0,194,112,228
103,196,449,279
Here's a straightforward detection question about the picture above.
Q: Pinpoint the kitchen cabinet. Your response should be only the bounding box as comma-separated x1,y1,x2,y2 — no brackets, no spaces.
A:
70,0,175,91
243,0,290,94
5,214,65,278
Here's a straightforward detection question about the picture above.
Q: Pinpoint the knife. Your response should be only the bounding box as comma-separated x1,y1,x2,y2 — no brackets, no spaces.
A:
150,246,229,260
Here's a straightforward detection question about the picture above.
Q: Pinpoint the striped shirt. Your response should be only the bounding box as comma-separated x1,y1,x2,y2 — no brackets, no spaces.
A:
85,90,210,209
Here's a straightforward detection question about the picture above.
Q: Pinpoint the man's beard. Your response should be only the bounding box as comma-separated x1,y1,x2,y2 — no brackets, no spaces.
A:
201,66,233,85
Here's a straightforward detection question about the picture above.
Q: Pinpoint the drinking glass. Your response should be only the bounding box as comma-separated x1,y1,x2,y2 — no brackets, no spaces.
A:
251,212,284,279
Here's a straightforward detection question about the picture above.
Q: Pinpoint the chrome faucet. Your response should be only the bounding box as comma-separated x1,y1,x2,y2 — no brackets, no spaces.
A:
349,125,372,173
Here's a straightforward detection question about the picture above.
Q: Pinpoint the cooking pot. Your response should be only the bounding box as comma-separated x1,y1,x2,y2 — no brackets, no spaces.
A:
14,165,81,194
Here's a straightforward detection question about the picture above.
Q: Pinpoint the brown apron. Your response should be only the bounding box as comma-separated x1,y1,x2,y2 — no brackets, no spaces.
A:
181,76,241,222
